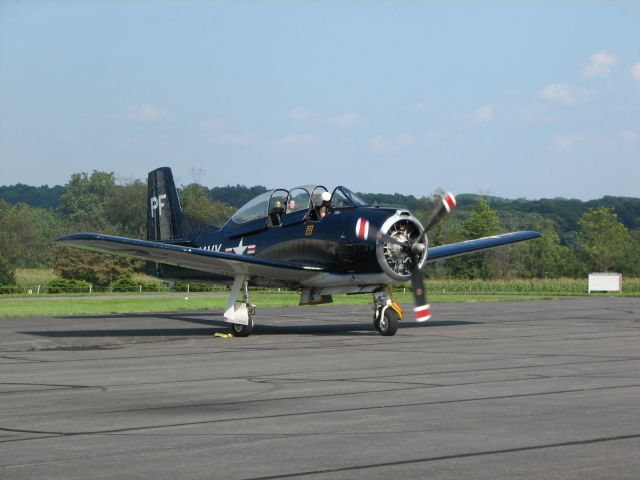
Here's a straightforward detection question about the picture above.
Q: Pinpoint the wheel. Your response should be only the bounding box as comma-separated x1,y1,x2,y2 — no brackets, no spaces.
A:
374,308,399,336
229,316,254,337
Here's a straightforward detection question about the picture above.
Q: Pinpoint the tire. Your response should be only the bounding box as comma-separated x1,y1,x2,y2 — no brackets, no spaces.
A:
229,316,254,337
374,308,399,336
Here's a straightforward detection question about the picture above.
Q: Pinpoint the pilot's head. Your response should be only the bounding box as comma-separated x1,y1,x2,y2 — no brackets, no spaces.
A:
288,199,296,210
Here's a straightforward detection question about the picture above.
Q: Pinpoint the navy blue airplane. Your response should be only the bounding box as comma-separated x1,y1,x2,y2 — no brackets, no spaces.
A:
57,167,540,337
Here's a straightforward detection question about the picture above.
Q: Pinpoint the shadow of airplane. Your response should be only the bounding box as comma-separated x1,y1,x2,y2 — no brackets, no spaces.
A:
21,316,479,338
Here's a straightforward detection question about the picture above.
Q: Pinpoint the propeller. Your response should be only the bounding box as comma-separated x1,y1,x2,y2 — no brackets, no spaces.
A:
356,192,456,322
411,192,456,321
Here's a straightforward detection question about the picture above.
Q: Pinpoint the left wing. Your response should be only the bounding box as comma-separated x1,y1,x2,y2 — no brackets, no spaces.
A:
55,233,324,282
426,231,541,262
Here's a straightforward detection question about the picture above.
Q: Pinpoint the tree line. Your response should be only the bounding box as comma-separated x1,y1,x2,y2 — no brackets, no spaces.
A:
0,170,639,287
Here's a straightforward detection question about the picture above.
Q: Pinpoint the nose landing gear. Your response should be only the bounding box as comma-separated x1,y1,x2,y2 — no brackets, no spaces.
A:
373,288,403,336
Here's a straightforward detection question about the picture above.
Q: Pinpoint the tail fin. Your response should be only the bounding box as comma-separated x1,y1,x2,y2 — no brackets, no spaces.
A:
146,167,210,243
147,167,187,242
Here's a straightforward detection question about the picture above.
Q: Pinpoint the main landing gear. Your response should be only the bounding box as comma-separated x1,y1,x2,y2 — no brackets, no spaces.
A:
373,288,403,336
224,276,255,337
230,306,254,337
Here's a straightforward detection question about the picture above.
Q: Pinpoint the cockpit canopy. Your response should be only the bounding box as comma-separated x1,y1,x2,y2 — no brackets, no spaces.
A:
228,185,368,225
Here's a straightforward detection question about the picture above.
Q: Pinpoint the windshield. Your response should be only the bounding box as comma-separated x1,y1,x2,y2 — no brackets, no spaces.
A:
330,186,368,209
229,190,274,224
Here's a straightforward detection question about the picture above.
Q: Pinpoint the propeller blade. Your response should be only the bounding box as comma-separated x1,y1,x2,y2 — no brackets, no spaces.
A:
411,257,431,322
409,194,455,322
424,192,456,231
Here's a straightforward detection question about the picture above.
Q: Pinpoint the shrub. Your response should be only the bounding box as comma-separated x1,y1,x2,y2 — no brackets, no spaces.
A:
0,285,22,294
110,276,139,292
140,281,166,292
46,278,92,294
173,282,211,292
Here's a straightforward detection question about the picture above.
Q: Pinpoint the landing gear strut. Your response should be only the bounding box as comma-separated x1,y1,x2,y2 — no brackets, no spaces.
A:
373,288,402,336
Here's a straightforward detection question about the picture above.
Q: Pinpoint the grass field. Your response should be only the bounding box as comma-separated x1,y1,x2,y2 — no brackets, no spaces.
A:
4,270,637,318
0,292,566,318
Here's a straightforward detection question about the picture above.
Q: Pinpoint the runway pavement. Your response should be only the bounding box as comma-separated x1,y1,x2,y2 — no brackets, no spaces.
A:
1,297,639,479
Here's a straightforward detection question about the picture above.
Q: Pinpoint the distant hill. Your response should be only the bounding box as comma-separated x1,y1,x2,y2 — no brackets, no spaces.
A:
456,194,640,234
207,184,268,208
0,184,63,209
1,182,638,240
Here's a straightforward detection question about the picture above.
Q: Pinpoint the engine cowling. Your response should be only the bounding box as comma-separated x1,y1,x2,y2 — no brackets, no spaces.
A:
375,211,427,281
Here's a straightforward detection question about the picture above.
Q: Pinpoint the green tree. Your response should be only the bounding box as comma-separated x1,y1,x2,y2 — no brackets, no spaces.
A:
576,207,639,273
58,171,117,231
463,198,500,238
180,183,235,227
0,200,64,268
511,219,582,278
0,257,16,285
106,179,147,237
446,198,502,279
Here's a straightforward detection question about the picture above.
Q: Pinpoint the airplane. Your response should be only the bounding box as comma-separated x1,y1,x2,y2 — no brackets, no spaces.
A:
56,167,541,337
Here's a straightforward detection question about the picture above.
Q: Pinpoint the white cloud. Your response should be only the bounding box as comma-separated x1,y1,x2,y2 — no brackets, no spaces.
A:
553,133,585,151
540,83,591,106
289,107,313,121
370,137,393,155
199,119,253,145
631,62,640,81
57,132,79,141
470,104,495,123
408,102,430,113
271,133,316,147
288,107,365,128
620,130,638,143
583,51,618,77
199,119,226,131
216,132,254,145
330,112,365,128
127,103,168,122
370,133,416,155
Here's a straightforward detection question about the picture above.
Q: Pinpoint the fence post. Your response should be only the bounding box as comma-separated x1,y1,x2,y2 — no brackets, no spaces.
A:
89,284,92,294
139,285,142,293
187,284,190,294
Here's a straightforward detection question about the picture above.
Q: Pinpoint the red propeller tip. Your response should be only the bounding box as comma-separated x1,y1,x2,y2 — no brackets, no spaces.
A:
414,304,432,322
355,218,370,240
443,193,456,213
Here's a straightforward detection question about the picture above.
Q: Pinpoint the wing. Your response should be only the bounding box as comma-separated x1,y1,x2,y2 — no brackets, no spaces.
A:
426,231,541,262
55,233,324,282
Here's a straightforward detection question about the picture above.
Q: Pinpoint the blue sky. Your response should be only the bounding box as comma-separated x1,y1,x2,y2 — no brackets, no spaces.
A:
1,1,639,200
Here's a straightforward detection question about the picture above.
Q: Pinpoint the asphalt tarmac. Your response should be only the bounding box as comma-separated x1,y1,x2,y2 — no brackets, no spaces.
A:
1,297,639,479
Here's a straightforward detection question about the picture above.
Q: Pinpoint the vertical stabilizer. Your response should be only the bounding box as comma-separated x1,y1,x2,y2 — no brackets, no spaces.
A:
147,167,185,242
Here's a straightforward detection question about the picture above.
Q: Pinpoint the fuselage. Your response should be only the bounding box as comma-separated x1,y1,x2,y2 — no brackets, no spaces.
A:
156,206,425,287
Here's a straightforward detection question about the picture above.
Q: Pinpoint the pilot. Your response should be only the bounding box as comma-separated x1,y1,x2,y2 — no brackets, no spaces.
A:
318,191,332,219
288,199,296,213
269,200,285,226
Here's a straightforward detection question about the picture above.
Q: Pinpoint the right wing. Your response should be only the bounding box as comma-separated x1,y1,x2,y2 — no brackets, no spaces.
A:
55,233,325,283
426,231,541,262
